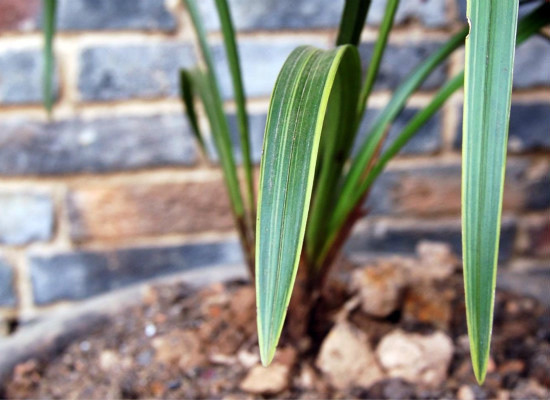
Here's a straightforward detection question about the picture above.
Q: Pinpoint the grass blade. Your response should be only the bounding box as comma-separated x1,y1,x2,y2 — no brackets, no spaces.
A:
357,0,400,119
336,0,372,46
462,0,519,384
43,0,57,115
182,0,246,218
214,0,255,218
256,45,361,366
179,69,207,157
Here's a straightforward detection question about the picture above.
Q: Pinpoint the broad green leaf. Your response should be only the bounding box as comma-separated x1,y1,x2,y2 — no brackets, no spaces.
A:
336,0,372,46
462,0,519,384
357,0,400,119
179,69,207,157
256,45,361,366
214,0,255,217
43,0,57,115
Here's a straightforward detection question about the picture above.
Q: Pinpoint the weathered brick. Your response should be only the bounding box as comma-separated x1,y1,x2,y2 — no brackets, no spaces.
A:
0,49,58,105
346,218,517,261
358,42,447,91
0,0,39,32
525,220,550,258
366,161,528,216
0,191,53,245
0,115,196,175
454,103,550,152
212,37,328,100
55,0,177,32
67,180,233,242
199,0,448,31
0,258,16,307
29,240,243,304
355,108,442,157
79,43,195,101
526,174,550,212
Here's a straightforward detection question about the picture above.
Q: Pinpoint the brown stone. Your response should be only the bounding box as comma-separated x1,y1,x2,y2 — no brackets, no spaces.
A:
350,261,406,318
0,0,39,32
67,180,233,242
403,284,453,330
151,329,204,370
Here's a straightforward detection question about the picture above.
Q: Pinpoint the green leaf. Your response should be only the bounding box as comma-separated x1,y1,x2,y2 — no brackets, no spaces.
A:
256,45,361,366
179,69,207,157
43,0,57,115
214,0,255,217
336,0,372,46
462,0,519,384
357,0,400,119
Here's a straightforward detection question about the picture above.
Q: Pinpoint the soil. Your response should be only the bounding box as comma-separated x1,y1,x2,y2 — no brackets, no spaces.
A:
3,256,550,399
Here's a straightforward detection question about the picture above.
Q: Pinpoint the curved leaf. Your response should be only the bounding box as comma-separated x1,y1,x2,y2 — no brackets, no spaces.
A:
256,45,361,366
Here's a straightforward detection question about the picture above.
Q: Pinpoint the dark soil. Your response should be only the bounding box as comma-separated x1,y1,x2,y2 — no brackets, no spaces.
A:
3,264,550,399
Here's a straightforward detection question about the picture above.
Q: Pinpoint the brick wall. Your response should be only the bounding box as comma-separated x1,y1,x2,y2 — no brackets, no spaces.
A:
0,0,548,325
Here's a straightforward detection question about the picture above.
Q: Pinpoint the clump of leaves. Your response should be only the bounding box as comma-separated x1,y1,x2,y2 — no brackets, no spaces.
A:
42,0,550,385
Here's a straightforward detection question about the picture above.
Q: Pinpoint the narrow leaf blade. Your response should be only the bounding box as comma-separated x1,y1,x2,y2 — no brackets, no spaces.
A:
42,0,57,115
179,69,207,157
462,0,519,384
336,0,372,46
256,45,361,366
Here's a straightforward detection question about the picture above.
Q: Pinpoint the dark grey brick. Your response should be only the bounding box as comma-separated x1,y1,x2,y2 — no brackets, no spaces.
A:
346,219,517,261
367,0,448,28
0,192,54,245
526,174,550,211
55,0,176,32
212,38,327,100
0,49,58,105
0,115,196,175
498,269,550,307
354,108,442,157
454,103,550,152
358,42,448,91
30,239,243,304
225,113,266,164
508,103,550,152
199,0,448,31
199,0,343,31
0,258,16,307
79,43,195,101
514,37,550,89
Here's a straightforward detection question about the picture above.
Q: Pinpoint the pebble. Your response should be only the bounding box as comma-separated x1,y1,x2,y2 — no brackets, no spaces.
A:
376,329,453,389
239,363,289,395
316,321,384,390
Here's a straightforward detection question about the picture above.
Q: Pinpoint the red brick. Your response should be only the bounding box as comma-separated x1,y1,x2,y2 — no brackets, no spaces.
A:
0,0,39,32
527,220,550,258
67,180,234,242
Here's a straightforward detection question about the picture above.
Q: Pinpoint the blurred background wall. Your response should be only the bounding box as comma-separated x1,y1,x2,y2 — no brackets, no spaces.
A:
0,0,548,331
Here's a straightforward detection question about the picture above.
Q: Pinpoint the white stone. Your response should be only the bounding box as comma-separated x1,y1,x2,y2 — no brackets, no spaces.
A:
316,322,384,390
240,363,289,394
376,329,453,388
